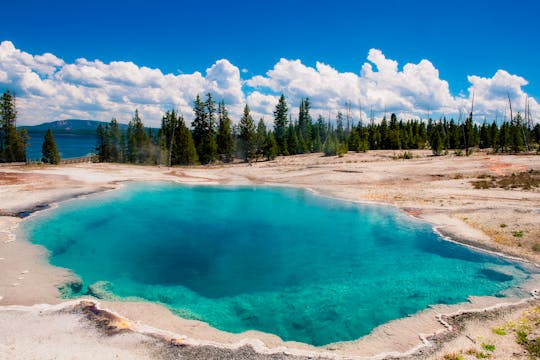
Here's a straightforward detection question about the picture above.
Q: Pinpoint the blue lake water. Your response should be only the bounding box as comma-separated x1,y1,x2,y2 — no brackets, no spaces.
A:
23,183,530,346
26,131,96,160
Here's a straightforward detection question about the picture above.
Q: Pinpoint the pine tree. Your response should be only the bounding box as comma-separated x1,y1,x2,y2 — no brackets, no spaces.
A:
0,90,27,162
429,123,445,156
41,129,61,164
324,134,338,156
96,123,109,162
287,122,298,155
203,93,218,162
192,95,207,146
191,94,217,164
131,109,149,163
298,98,312,152
216,101,235,162
109,118,121,162
336,112,345,143
175,115,199,165
273,94,288,155
256,118,267,160
238,104,257,162
463,112,474,155
263,131,278,160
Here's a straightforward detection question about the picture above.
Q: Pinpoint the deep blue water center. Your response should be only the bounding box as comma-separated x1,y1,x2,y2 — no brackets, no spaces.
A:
24,183,529,346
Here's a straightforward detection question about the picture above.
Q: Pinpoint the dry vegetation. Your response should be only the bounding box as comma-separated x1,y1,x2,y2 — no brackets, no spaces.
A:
472,169,540,190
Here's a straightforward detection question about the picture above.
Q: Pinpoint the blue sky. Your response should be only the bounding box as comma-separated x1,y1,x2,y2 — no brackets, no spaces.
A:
1,0,539,125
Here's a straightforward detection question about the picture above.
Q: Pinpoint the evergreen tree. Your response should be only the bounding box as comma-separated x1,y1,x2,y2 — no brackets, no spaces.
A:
379,116,389,149
130,109,150,163
286,122,299,155
298,98,312,152
159,110,198,165
463,112,474,155
256,118,267,160
312,129,323,153
510,113,525,152
388,113,401,149
192,95,207,147
273,94,288,155
336,112,345,143
175,115,199,165
192,94,217,164
263,131,278,161
96,123,109,162
41,129,60,164
0,90,27,162
430,125,444,156
238,104,257,162
109,118,121,162
216,100,235,162
204,93,218,162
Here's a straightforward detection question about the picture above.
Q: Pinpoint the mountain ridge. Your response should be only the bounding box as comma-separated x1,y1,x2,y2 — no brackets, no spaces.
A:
21,119,129,135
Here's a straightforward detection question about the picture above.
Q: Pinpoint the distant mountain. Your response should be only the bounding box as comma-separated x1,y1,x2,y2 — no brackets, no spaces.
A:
21,119,128,135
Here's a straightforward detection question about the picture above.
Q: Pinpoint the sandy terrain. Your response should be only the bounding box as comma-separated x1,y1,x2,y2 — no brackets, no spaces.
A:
0,150,539,359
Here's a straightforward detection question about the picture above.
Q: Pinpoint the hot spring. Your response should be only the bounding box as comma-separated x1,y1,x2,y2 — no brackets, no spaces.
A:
23,182,530,346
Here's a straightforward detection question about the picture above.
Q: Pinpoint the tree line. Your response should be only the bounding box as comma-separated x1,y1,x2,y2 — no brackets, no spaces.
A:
1,88,538,165
96,93,540,165
96,93,280,165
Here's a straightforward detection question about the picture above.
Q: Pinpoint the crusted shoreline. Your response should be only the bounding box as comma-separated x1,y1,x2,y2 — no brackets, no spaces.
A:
1,151,539,359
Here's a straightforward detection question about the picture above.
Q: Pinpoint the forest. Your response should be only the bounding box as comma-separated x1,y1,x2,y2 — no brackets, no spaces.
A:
1,89,539,164
95,93,540,165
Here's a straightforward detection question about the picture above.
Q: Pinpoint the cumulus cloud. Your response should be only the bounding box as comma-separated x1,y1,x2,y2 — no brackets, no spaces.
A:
462,70,539,121
0,41,245,126
247,49,461,121
0,40,537,127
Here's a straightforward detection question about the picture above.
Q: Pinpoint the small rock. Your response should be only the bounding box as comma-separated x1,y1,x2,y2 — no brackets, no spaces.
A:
20,270,29,274
12,283,19,287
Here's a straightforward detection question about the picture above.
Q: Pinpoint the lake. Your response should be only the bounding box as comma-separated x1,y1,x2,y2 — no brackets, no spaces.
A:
25,131,96,160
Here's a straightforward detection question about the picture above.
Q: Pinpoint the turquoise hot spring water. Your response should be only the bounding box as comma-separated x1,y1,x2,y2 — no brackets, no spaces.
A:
23,182,531,346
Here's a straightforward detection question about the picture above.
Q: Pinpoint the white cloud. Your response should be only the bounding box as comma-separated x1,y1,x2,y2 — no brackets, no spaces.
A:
462,70,540,121
0,40,537,127
0,41,245,126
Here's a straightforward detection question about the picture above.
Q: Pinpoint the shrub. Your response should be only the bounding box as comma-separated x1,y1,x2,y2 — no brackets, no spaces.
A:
472,180,492,189
442,353,463,360
492,327,506,335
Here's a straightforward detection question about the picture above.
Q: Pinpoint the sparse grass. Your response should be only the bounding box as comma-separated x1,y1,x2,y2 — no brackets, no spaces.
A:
492,327,507,335
393,151,413,160
441,353,463,360
532,243,540,252
465,348,491,359
511,306,540,358
471,169,540,190
481,343,496,352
